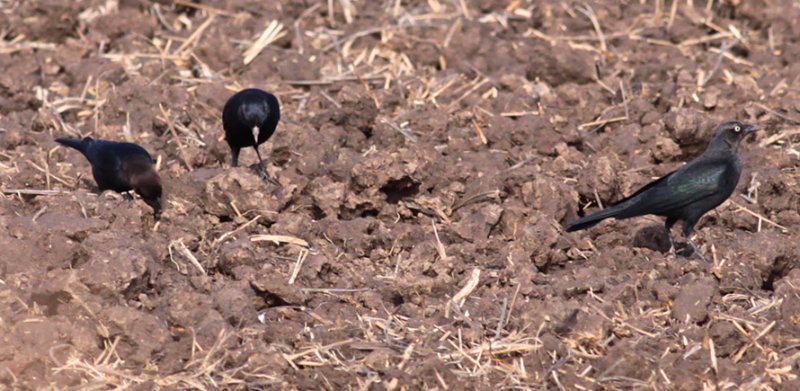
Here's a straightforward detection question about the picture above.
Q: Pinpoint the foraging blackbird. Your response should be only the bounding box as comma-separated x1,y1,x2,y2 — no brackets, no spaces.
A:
56,137,163,215
565,120,758,261
222,88,280,182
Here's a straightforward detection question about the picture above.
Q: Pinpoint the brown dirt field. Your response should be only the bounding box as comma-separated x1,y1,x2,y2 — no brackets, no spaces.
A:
2,0,800,389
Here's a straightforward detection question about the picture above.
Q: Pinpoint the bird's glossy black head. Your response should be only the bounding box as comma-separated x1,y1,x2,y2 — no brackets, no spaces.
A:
238,99,270,128
709,120,758,150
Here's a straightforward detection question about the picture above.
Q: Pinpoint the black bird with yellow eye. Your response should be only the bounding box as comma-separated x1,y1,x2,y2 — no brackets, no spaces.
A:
566,120,758,261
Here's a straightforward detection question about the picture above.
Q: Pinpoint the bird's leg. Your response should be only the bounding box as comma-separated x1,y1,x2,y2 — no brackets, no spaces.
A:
683,223,709,263
685,236,708,263
254,145,265,172
668,235,677,257
122,191,134,201
254,146,280,186
665,217,677,257
231,147,240,168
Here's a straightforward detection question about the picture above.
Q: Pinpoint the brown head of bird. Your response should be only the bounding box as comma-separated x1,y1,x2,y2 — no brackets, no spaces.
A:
127,155,163,216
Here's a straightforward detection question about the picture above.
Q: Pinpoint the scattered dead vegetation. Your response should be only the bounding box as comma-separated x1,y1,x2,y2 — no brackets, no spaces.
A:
2,0,800,389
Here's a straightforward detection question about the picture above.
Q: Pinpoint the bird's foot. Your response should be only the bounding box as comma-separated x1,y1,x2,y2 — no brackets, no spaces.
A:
667,235,677,258
122,192,135,201
256,163,281,187
685,237,709,264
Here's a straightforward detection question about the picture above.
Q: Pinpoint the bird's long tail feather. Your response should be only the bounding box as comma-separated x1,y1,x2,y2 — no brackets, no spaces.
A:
565,204,627,232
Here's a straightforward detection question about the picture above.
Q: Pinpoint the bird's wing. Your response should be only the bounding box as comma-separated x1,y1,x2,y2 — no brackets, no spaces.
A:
611,168,678,206
615,158,731,218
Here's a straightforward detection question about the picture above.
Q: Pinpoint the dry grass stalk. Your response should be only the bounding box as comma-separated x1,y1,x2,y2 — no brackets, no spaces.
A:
447,78,489,110
446,268,480,318
28,159,70,187
471,117,488,144
451,190,500,213
708,45,754,67
457,0,471,19
494,296,509,339
299,287,368,293
158,104,194,171
431,219,448,261
243,20,287,65
212,215,261,247
250,234,310,247
0,188,68,196
292,3,323,54
283,338,354,364
619,80,629,120
54,330,255,388
339,0,356,24
0,40,57,54
666,0,679,30
169,239,206,275
679,32,733,47
578,116,627,130
32,206,48,222
759,128,800,147
499,111,538,117
34,86,81,137
575,3,607,52
756,103,800,124
729,200,789,232
174,14,216,58
283,75,387,86
288,249,309,284
443,18,462,48
174,0,234,16
381,118,418,142
653,0,663,27
440,336,541,361
708,334,718,375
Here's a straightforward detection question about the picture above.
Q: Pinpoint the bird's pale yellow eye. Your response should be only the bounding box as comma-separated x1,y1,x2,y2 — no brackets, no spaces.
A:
734,125,741,132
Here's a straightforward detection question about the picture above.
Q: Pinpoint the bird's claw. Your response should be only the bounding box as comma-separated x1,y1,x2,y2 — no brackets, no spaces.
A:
667,235,677,258
257,163,281,187
685,237,709,264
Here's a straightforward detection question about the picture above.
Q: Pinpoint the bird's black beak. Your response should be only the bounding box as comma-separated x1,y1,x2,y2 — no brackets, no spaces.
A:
744,124,759,134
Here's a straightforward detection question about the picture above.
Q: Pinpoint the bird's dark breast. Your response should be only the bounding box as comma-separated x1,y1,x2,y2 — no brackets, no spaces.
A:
224,125,258,147
222,110,257,148
222,114,278,147
256,116,278,144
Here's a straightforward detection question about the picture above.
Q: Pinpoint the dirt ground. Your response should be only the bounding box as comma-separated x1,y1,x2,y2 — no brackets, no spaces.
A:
2,0,800,389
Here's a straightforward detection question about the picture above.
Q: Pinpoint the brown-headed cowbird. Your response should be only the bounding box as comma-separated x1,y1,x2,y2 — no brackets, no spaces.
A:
56,137,163,215
222,88,280,182
566,120,758,261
